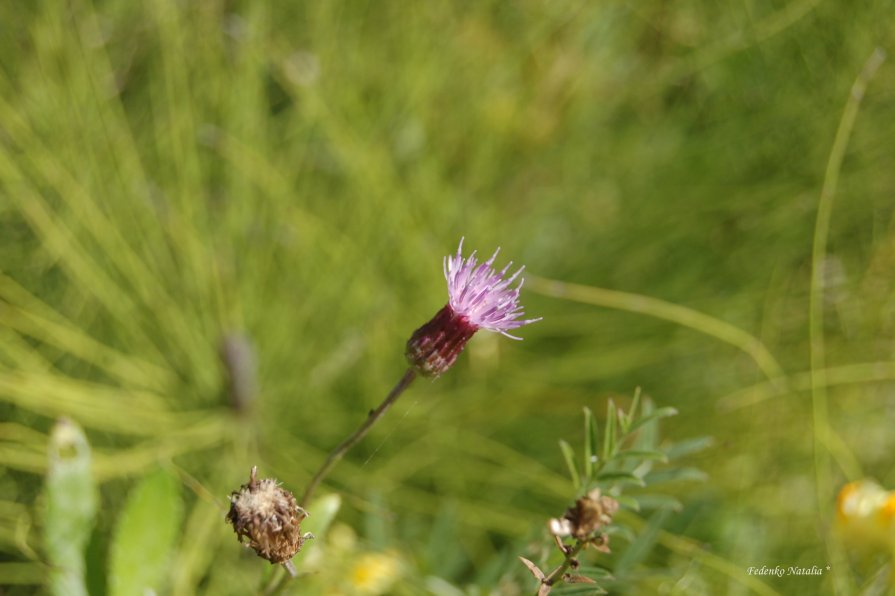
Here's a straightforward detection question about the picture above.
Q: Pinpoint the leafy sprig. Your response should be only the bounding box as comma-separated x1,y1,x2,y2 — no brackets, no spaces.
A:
520,390,711,594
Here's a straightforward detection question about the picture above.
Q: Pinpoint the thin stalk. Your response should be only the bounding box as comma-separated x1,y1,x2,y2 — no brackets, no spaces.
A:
300,368,417,506
258,564,292,596
527,275,784,382
809,47,885,596
541,540,585,592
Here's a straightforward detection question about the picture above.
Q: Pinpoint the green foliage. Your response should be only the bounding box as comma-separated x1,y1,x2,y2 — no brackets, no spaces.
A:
558,440,580,491
44,419,96,596
562,393,698,506
531,395,710,592
296,493,342,574
108,468,183,596
615,510,671,574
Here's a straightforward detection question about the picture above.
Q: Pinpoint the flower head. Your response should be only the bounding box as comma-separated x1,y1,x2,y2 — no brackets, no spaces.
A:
444,238,541,338
349,551,403,594
549,488,619,549
836,479,895,553
226,467,313,566
406,238,540,377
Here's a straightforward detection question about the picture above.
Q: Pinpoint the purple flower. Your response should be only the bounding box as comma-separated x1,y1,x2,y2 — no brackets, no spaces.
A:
406,238,541,377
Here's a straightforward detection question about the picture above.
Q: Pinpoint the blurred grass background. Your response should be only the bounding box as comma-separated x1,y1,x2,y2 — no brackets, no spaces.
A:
1,0,894,593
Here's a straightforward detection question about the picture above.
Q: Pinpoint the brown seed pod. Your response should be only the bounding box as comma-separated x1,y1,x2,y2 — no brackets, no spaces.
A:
226,467,310,565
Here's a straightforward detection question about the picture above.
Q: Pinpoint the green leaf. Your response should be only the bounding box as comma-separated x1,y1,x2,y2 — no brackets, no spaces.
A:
616,510,671,572
553,584,608,595
628,387,642,426
618,389,640,434
170,497,222,596
583,407,598,484
602,400,618,461
576,566,614,579
614,494,641,512
632,494,684,512
109,467,183,596
626,406,678,434
644,467,708,486
605,524,637,542
631,398,659,451
664,436,714,460
425,504,466,578
595,471,645,487
309,493,343,528
45,419,96,596
297,493,342,571
558,440,581,490
611,450,668,463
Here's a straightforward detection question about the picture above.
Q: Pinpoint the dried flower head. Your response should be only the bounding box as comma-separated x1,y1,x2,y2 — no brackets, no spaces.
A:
549,489,619,544
226,467,312,566
406,238,541,377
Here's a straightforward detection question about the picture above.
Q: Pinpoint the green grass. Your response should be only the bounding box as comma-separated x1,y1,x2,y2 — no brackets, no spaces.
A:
1,0,895,594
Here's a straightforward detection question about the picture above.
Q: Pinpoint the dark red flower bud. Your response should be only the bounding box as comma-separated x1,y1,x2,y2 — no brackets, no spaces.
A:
405,305,478,377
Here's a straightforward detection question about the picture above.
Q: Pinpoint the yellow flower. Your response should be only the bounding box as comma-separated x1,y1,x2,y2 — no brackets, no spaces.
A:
836,480,895,553
348,551,403,595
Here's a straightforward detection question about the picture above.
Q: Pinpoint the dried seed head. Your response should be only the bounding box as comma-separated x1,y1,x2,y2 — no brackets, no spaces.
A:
226,467,309,564
549,489,619,542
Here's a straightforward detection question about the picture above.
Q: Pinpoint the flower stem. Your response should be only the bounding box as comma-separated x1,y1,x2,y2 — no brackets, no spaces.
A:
300,368,417,506
541,540,584,591
259,565,292,596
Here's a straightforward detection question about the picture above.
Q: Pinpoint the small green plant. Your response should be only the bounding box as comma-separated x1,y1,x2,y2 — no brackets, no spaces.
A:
519,390,711,594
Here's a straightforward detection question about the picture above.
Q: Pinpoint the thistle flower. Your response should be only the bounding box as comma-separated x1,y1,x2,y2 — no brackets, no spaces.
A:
227,467,313,568
301,239,541,508
406,238,541,377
